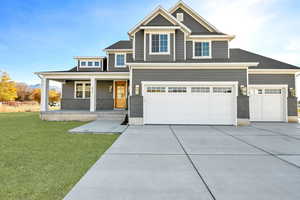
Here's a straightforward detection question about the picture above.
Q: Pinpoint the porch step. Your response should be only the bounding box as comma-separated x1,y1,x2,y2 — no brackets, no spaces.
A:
96,111,127,121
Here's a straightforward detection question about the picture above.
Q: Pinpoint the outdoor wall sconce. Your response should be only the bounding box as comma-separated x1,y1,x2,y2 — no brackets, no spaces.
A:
240,85,247,96
289,88,296,97
135,85,140,95
109,86,113,93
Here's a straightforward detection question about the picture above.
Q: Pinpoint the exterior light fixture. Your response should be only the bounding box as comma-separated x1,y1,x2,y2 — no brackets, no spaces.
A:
135,85,140,95
289,88,295,97
240,85,247,96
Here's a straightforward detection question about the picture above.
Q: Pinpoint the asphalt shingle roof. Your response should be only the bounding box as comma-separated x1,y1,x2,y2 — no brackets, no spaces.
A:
104,40,132,50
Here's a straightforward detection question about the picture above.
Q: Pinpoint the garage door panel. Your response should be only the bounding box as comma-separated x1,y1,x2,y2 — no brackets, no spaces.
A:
250,87,286,122
144,83,236,125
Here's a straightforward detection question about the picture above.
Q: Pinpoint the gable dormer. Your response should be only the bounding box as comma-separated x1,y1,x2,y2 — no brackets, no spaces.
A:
169,1,219,34
128,6,191,62
126,1,235,63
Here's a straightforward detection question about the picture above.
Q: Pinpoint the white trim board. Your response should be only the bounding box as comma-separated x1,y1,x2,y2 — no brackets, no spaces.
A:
128,62,258,68
248,69,300,74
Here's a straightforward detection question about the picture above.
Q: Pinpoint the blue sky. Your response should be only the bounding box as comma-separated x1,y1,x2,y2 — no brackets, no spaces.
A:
0,0,299,85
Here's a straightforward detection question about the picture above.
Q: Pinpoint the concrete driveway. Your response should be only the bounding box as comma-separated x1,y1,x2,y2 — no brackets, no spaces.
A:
64,123,300,200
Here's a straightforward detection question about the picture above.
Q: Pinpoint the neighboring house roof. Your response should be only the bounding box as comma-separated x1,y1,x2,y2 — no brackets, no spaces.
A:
104,40,132,50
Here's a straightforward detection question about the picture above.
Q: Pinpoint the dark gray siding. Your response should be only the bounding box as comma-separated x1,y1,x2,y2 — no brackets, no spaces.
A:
175,30,185,61
186,41,193,60
237,96,249,118
61,80,114,110
77,67,102,72
249,74,297,116
172,8,210,33
130,69,247,118
145,33,174,62
212,41,228,59
186,40,228,59
108,53,130,72
288,97,297,116
129,96,143,117
135,30,144,61
145,14,174,26
249,74,295,96
96,80,114,110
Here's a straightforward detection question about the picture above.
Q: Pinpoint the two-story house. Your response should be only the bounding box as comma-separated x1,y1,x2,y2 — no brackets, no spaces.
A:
36,1,300,125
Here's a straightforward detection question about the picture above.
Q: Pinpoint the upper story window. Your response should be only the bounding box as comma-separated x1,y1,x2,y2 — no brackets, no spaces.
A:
79,60,102,68
80,61,86,66
193,41,211,58
74,81,91,99
176,13,184,22
150,34,169,54
115,53,126,67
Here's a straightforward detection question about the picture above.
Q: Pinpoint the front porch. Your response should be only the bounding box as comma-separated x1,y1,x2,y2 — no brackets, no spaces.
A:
38,71,130,121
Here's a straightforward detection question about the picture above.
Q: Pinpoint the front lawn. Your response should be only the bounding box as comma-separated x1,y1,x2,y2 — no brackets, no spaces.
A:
0,112,119,200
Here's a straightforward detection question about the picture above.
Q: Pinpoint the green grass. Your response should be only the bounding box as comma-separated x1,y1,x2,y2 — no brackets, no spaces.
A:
0,112,119,200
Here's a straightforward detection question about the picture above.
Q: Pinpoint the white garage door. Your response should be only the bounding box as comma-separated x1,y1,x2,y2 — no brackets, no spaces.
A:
143,82,237,125
249,86,287,121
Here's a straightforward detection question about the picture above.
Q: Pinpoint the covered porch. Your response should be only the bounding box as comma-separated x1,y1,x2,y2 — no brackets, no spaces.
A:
36,71,130,121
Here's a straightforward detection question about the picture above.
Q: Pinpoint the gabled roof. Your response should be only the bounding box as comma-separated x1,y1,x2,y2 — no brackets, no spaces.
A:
104,40,132,50
230,49,299,69
169,1,219,33
128,6,191,36
126,48,299,70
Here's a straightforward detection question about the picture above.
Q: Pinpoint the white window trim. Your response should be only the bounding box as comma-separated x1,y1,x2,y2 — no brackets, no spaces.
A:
115,53,127,68
74,81,91,99
79,60,103,68
192,40,212,59
149,33,170,55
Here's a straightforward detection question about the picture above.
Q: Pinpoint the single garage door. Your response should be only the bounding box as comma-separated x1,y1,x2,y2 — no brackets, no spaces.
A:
249,86,287,121
143,82,237,125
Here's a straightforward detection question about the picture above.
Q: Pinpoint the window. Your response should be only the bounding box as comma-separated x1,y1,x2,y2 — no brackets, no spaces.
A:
80,61,86,66
191,87,210,93
256,89,263,94
79,60,102,68
94,61,100,66
115,54,126,67
151,34,169,53
147,87,166,93
75,82,91,99
265,89,281,94
168,87,187,93
213,87,232,93
176,13,184,22
194,42,210,58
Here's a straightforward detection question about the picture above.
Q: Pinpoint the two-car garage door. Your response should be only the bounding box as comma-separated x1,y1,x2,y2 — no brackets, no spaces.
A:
143,82,237,125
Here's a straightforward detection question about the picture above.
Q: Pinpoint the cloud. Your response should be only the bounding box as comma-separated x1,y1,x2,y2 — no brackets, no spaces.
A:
185,0,300,67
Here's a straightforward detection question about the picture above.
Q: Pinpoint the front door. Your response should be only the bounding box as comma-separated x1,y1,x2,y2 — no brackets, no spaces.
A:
114,81,127,109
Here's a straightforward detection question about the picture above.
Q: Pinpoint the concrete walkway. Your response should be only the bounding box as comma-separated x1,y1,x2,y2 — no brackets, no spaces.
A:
68,120,127,134
64,124,300,200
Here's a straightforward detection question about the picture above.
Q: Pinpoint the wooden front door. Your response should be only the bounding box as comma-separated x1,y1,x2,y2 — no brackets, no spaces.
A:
114,81,127,109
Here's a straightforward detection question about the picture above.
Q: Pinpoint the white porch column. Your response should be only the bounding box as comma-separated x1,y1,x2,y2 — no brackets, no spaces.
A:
40,77,49,112
90,77,97,112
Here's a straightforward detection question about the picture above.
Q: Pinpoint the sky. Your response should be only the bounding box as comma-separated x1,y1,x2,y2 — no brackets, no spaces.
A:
0,0,299,86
